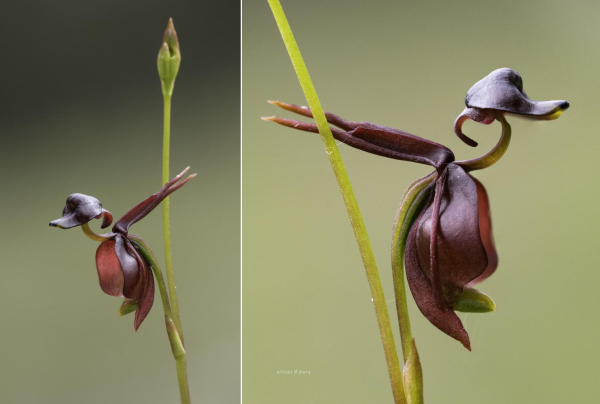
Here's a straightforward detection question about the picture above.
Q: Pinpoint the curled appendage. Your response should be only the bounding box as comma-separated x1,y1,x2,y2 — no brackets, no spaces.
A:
456,113,511,172
264,101,455,169
453,107,496,147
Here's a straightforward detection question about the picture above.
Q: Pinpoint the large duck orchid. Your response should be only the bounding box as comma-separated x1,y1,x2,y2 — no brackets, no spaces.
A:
50,167,195,330
264,68,569,349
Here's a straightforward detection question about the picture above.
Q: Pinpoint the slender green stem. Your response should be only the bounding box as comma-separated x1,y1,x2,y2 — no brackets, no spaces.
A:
391,174,436,360
267,1,405,402
130,236,191,404
162,92,185,343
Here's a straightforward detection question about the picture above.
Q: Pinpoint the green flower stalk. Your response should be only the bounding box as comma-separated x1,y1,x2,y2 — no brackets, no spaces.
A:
157,18,190,403
157,17,185,345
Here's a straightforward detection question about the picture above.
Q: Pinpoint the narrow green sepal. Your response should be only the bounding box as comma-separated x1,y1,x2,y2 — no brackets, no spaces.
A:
118,298,138,316
452,287,496,313
402,338,423,404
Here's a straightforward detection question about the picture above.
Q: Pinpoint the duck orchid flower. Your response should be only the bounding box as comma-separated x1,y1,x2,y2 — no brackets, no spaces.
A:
263,68,568,349
50,167,195,330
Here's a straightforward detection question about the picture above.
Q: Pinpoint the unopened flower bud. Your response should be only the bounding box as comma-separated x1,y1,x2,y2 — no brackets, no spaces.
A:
157,18,181,95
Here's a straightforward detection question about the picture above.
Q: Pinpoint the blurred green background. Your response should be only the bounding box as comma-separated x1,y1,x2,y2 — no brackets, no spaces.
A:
1,1,239,403
243,0,599,403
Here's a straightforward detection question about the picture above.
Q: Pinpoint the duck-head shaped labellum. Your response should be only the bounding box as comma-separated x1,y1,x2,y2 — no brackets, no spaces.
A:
50,167,194,330
405,164,497,349
454,68,570,147
49,193,113,229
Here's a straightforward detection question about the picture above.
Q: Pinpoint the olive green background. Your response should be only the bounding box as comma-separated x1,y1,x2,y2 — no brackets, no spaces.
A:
1,1,239,403
243,0,599,403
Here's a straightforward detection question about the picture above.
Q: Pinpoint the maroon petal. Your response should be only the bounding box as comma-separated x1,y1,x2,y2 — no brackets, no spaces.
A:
405,164,494,349
466,177,498,286
112,167,195,235
264,101,455,169
114,235,143,300
95,240,125,297
416,165,489,293
133,260,155,331
405,207,471,350
347,126,455,169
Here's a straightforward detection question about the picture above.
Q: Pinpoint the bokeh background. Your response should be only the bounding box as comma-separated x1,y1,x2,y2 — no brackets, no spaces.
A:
1,1,239,403
243,0,599,403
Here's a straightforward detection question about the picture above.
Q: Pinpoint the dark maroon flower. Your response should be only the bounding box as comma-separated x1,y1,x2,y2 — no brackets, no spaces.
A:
264,68,568,349
50,167,195,330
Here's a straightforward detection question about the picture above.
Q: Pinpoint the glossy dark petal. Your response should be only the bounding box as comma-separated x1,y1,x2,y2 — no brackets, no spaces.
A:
265,101,455,169
466,177,498,286
405,207,471,349
465,68,569,118
112,167,195,235
416,165,488,293
133,259,155,331
405,164,494,349
95,239,125,297
114,235,143,300
50,193,111,229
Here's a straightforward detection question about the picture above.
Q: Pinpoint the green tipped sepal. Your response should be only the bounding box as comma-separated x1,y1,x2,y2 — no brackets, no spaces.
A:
452,287,496,313
402,338,423,404
118,298,138,316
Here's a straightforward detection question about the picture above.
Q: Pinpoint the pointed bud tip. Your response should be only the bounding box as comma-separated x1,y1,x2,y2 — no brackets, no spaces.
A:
261,116,276,121
162,18,179,48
